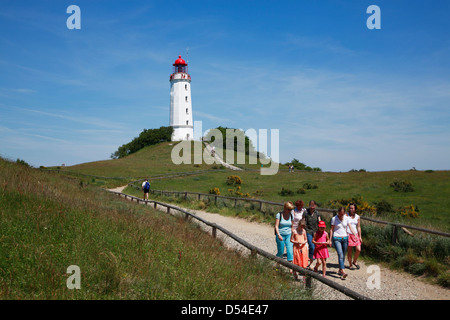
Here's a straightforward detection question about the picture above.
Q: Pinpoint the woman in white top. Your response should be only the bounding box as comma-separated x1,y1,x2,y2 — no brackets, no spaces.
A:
347,203,362,270
330,207,357,279
291,199,306,233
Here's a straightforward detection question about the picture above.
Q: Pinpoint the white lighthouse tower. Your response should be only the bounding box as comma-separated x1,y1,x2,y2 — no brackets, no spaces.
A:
169,55,193,141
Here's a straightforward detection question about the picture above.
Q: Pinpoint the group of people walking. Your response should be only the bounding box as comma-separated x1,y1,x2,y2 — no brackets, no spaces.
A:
274,200,362,280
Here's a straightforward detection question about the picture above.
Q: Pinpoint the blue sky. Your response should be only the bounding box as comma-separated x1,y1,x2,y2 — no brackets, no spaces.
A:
0,0,449,172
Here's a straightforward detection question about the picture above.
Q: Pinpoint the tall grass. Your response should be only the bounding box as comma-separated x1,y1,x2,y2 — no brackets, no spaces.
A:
361,224,450,287
0,158,310,299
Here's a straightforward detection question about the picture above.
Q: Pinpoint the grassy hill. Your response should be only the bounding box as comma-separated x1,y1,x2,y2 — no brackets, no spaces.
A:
59,141,211,177
59,141,265,178
0,157,306,299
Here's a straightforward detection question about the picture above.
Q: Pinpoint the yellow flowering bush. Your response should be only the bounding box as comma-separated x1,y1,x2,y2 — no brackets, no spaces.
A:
399,205,420,218
325,195,376,216
226,175,243,185
208,187,221,195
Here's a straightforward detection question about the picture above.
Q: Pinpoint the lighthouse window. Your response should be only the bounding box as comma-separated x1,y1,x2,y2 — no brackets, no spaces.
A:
186,108,189,114
185,84,188,91
186,120,189,125
185,96,188,102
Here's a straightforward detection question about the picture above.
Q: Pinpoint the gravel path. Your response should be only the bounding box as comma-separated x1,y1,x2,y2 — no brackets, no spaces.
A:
110,186,449,300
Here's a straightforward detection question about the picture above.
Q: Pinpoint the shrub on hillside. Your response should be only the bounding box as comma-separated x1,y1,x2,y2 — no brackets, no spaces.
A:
375,200,395,215
226,175,243,185
16,158,30,167
227,185,250,198
398,204,420,218
302,182,318,190
325,195,376,215
203,126,261,159
349,168,366,172
209,187,221,195
110,126,173,159
390,179,414,192
279,187,294,196
285,158,322,172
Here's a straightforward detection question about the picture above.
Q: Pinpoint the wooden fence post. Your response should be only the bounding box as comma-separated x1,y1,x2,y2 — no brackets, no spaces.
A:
392,225,398,244
212,226,217,238
305,275,312,289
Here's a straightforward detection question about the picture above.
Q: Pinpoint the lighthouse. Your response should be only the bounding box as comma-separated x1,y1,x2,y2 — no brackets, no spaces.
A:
169,55,194,141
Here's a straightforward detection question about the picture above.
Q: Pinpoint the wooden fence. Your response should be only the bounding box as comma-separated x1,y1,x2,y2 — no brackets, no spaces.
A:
108,189,371,300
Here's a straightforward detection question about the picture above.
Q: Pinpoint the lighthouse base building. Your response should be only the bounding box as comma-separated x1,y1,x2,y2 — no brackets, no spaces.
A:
170,55,194,141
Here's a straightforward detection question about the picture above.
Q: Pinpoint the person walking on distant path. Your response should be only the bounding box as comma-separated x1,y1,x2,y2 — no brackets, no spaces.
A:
142,179,151,201
304,200,322,268
347,203,362,270
330,207,357,279
275,202,295,264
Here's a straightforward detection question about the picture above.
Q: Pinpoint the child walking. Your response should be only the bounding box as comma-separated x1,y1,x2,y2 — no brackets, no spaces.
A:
290,219,308,280
312,220,330,277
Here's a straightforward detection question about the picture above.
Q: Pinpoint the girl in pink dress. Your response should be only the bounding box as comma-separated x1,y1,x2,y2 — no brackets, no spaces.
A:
312,220,330,277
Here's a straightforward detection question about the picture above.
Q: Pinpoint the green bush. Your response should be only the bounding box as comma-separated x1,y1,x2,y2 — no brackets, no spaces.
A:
375,200,395,215
279,187,294,196
16,158,30,167
390,179,414,192
437,272,450,288
302,182,318,190
285,158,322,172
111,126,173,159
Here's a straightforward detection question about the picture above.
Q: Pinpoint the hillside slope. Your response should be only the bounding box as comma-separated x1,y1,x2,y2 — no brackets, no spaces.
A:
61,141,267,178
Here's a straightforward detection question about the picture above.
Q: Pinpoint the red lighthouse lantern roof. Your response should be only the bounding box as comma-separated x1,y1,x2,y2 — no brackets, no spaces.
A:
173,55,187,66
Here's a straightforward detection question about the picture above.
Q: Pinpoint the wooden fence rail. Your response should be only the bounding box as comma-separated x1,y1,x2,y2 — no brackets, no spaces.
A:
108,190,371,300
129,186,450,241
